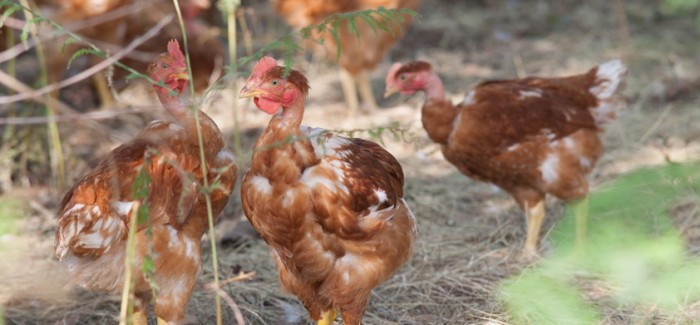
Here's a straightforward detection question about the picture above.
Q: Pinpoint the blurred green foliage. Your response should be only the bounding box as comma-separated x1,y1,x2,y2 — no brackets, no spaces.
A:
0,196,25,238
500,162,700,324
662,0,700,26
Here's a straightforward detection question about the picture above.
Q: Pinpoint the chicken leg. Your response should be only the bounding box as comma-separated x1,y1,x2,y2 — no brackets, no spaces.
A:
356,71,377,113
522,200,545,257
318,309,338,325
339,69,359,116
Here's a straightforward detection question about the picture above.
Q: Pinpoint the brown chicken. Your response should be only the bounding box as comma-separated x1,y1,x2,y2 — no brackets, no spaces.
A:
274,0,420,115
385,60,626,257
239,57,416,325
41,0,220,106
54,40,237,324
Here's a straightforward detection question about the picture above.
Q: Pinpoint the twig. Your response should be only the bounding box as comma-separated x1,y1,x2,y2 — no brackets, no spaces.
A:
207,286,246,325
615,0,629,63
218,271,256,286
0,107,151,125
512,52,527,79
0,15,173,105
639,104,674,143
0,1,150,64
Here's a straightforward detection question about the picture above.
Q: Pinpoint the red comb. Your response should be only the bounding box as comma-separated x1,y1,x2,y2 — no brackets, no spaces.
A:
251,56,278,78
167,39,185,65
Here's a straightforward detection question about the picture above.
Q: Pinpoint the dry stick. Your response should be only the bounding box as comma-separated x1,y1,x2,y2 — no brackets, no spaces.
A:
170,1,223,324
0,107,151,125
0,16,173,105
639,104,674,143
236,8,254,56
218,271,256,285
0,69,77,114
512,52,527,79
209,286,246,325
614,0,630,64
0,67,113,138
119,200,141,325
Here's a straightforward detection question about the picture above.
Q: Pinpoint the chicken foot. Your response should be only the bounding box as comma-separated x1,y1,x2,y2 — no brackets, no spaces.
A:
318,308,338,325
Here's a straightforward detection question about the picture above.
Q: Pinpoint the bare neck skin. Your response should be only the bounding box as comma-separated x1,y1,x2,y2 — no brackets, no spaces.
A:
273,96,305,130
156,88,194,124
422,71,446,101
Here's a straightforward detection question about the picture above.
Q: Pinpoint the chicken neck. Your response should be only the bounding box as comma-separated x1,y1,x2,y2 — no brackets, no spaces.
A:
419,72,458,145
273,96,306,131
422,72,446,101
156,89,195,125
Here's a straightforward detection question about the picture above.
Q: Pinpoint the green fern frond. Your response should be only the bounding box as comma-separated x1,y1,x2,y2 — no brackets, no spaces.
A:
0,3,21,28
59,37,80,54
67,48,101,69
347,17,360,38
329,20,342,60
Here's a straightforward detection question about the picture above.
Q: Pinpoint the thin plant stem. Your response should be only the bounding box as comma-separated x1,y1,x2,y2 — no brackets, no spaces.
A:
119,201,141,325
236,8,253,56
19,0,65,189
227,1,242,166
171,1,223,324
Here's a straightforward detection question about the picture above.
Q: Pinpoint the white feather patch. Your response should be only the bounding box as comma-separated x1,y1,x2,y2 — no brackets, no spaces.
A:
112,201,135,216
590,59,626,100
463,90,476,105
518,89,542,99
540,153,560,184
251,175,272,194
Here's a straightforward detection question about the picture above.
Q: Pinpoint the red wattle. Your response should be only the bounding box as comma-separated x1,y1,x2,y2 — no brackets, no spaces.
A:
255,97,281,115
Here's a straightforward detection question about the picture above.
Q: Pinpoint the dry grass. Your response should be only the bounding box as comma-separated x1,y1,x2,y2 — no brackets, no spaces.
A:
2,0,700,324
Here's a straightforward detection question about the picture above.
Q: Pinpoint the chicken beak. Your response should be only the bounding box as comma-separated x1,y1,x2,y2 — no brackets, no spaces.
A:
384,85,400,98
173,71,189,81
239,86,265,99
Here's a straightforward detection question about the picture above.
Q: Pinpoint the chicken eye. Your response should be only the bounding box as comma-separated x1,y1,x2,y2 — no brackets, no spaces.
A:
161,63,169,69
270,79,279,86
399,74,407,81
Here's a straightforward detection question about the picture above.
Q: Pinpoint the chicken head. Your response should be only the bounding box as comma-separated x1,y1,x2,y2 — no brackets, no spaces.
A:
240,56,310,114
147,39,189,95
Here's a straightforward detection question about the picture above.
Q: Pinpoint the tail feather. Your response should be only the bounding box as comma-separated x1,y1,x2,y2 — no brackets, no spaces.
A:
590,59,626,99
589,59,627,124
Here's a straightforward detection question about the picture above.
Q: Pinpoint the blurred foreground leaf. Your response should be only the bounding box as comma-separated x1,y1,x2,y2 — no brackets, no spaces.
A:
0,196,25,238
500,162,700,324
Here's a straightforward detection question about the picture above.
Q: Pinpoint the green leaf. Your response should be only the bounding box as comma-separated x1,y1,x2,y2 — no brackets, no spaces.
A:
347,16,360,39
329,20,342,60
67,48,101,69
500,271,601,325
399,7,418,17
60,37,80,54
0,4,20,28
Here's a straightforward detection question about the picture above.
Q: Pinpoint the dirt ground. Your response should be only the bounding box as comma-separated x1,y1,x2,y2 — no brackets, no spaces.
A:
2,0,700,324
